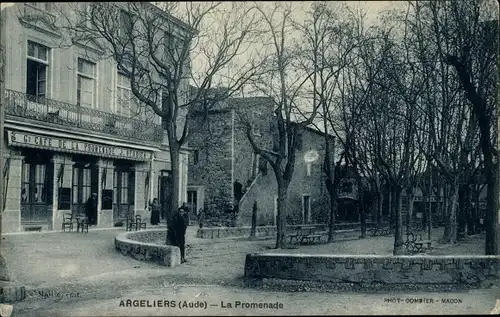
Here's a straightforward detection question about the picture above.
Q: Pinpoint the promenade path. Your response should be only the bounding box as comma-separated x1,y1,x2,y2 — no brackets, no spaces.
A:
1,226,498,316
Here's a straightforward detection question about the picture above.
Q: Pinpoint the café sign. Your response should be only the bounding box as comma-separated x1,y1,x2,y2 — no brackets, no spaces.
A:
7,130,153,161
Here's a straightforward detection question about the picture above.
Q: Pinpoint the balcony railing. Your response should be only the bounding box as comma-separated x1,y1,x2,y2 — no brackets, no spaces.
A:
5,89,163,143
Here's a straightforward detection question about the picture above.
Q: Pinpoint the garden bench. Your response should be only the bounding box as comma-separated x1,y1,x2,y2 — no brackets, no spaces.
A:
300,225,323,244
300,233,322,244
405,231,432,253
369,226,391,236
286,226,303,244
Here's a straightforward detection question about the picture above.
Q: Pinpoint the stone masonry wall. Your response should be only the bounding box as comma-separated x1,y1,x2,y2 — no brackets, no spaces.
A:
244,254,500,285
236,125,332,226
115,230,180,267
188,111,233,219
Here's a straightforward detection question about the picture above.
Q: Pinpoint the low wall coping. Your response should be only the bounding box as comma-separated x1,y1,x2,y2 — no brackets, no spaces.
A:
115,230,180,267
245,253,500,286
250,253,500,259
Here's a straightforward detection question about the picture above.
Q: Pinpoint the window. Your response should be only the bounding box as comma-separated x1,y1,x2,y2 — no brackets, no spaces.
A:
193,150,199,165
21,163,46,203
117,71,134,116
77,58,96,108
26,41,49,100
252,111,261,135
306,163,312,177
119,10,133,39
120,172,129,204
187,190,197,214
251,153,260,178
72,165,92,204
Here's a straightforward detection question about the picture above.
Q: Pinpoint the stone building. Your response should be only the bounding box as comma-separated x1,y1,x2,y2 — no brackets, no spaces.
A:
187,96,334,226
1,3,191,232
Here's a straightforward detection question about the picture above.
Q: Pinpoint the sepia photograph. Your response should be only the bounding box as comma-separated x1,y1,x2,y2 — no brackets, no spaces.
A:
0,1,499,316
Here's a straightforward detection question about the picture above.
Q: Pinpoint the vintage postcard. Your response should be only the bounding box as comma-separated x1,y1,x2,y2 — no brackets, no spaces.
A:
0,1,499,316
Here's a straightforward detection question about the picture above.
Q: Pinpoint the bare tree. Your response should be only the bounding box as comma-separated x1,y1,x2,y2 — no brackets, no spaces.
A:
296,2,361,242
408,0,498,253
237,2,319,249
21,2,263,243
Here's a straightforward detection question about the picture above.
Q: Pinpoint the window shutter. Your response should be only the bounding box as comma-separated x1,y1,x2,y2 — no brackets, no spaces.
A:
45,162,54,205
129,170,135,205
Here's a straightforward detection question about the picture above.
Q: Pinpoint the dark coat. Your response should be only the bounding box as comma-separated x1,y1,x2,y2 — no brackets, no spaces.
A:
150,202,161,225
173,210,188,239
85,196,98,225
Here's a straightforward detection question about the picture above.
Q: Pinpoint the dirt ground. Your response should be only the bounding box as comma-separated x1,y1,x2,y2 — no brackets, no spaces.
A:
1,226,498,316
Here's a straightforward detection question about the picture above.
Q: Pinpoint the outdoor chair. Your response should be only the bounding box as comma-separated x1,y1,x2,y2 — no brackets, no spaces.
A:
126,217,136,231
77,216,89,234
62,213,74,232
135,215,147,230
404,231,431,253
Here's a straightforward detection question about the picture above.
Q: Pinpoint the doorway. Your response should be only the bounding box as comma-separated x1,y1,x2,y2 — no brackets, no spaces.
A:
20,151,53,224
72,158,98,218
113,164,135,221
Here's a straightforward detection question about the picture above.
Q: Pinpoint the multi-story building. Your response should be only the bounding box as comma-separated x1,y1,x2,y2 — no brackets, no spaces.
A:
1,3,191,232
187,96,334,226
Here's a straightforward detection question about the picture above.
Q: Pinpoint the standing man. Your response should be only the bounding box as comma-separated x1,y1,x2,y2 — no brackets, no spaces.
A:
85,193,98,226
173,204,188,263
233,179,243,214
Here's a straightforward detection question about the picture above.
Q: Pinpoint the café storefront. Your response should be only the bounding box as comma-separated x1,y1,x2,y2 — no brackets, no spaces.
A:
3,128,165,232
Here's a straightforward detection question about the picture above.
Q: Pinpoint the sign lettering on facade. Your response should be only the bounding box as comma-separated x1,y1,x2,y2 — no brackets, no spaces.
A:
7,131,153,161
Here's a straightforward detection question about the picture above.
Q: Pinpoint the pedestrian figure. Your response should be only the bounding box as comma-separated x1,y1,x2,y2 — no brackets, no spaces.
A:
179,202,190,226
173,204,189,263
198,208,205,229
149,198,161,225
85,193,98,225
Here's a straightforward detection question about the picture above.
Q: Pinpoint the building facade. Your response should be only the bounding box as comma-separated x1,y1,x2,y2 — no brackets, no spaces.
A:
1,3,190,232
187,96,334,226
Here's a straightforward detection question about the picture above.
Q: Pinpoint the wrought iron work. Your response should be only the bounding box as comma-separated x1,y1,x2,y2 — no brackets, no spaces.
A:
5,89,163,143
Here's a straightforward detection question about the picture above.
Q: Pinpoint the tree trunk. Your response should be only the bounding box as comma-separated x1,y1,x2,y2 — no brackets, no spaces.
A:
358,182,366,239
427,172,433,240
484,160,500,255
359,199,366,238
275,180,288,249
327,191,338,243
406,187,415,232
393,186,404,255
166,142,181,245
459,184,472,238
443,181,459,244
442,183,449,231
473,185,481,234
250,201,257,238
377,190,383,227
388,186,393,229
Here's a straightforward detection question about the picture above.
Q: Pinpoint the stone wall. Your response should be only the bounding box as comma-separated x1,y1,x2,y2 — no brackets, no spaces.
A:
187,110,233,217
235,123,333,227
196,222,381,239
244,254,500,285
114,230,180,267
